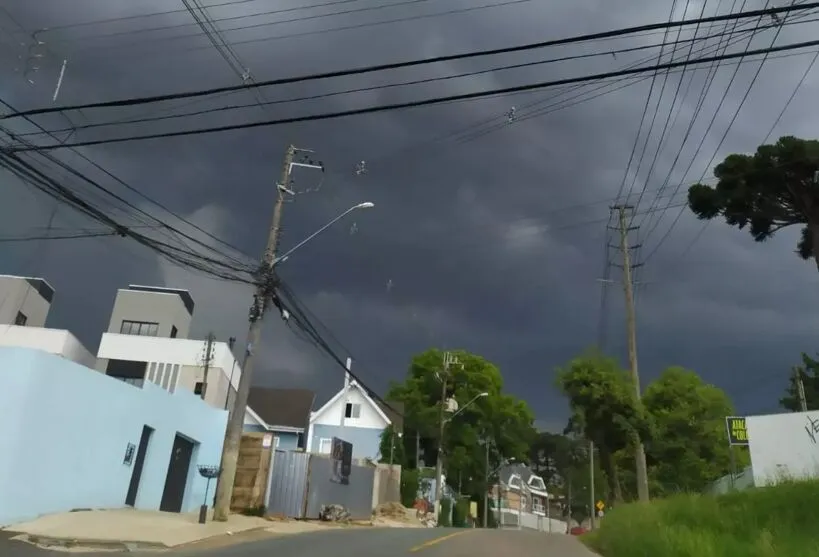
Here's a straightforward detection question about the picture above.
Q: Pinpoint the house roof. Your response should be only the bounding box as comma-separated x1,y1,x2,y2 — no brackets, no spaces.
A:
248,387,315,429
377,400,404,431
311,382,393,427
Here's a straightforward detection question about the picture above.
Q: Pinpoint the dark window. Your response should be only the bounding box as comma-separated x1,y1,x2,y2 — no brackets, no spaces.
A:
345,403,361,419
120,320,159,337
14,311,27,326
170,325,178,339
194,382,204,395
106,359,148,380
297,432,305,449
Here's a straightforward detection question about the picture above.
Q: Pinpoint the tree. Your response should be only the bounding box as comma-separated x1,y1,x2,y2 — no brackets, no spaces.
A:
387,348,536,499
780,353,819,411
378,424,407,466
641,367,736,495
687,136,819,269
556,350,650,504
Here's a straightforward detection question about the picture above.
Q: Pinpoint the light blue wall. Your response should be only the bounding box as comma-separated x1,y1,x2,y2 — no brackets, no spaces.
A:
0,347,228,527
241,426,300,451
310,424,383,460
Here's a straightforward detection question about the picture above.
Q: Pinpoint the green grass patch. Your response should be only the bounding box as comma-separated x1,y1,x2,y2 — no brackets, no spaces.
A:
584,478,819,557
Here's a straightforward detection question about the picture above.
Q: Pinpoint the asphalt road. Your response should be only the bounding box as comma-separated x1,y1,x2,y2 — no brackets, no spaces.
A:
0,528,599,557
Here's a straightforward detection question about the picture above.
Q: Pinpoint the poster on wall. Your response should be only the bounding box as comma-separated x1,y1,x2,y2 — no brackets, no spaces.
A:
330,437,353,485
725,416,749,445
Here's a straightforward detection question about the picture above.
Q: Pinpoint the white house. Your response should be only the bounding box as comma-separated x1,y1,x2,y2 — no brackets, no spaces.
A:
306,376,402,461
96,333,243,412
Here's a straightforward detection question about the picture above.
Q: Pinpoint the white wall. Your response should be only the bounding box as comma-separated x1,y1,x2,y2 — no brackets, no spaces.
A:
312,384,387,429
97,334,242,411
747,411,819,486
0,326,95,368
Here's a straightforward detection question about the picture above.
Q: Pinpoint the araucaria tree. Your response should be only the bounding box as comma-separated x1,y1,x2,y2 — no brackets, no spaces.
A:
688,136,819,269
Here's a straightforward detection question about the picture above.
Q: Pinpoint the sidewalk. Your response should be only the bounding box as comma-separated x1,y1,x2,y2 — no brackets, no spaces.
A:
3,508,331,551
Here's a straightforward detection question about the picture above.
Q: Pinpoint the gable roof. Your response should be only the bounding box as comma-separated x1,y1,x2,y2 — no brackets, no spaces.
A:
248,387,315,430
311,382,393,426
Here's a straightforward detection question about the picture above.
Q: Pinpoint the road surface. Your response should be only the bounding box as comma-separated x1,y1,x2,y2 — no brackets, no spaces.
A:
1,527,599,556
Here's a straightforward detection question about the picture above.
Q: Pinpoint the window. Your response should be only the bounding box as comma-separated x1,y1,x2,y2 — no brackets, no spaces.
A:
345,403,361,419
116,377,144,388
528,476,546,490
194,382,204,395
274,436,281,448
508,475,521,489
318,438,332,454
170,325,178,339
297,432,305,449
14,311,27,326
532,497,545,514
120,320,159,337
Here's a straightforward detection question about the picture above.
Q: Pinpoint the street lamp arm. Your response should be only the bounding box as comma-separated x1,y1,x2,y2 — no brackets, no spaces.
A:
272,202,374,266
445,392,488,423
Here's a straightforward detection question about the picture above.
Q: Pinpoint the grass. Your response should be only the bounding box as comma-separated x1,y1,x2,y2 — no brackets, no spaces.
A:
583,478,819,557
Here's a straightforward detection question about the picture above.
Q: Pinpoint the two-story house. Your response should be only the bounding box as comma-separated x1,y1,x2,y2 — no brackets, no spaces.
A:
306,376,403,461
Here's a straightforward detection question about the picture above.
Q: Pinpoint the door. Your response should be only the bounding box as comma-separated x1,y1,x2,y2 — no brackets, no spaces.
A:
159,434,195,513
125,426,154,506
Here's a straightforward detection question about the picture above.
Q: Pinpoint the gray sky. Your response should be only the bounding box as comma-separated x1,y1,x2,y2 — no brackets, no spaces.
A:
1,0,818,428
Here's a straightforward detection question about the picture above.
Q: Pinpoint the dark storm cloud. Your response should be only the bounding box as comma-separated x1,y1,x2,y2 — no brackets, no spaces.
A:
2,0,819,418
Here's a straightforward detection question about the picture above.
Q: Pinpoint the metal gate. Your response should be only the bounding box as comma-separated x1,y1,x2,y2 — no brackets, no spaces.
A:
267,450,309,517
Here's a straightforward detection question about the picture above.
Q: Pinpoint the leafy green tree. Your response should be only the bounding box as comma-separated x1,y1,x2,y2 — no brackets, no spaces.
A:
387,348,536,500
781,353,819,411
687,136,819,269
641,367,736,495
557,350,650,504
378,424,407,466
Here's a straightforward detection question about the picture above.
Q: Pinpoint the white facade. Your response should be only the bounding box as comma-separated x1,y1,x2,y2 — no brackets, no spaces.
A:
97,333,242,411
747,410,819,486
0,325,95,368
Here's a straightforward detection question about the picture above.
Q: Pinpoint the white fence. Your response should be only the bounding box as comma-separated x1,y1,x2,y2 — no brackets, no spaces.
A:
495,509,568,533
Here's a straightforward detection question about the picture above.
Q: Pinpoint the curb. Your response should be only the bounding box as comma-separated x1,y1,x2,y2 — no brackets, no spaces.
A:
12,533,169,552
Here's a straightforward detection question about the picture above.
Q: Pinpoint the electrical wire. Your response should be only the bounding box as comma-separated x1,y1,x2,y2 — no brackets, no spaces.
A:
4,2,812,120
10,37,819,152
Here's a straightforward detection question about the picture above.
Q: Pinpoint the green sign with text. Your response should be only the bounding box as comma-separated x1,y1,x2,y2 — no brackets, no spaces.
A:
725,416,749,446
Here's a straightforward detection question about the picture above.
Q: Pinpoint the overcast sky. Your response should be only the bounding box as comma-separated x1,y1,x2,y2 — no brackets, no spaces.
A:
2,0,818,430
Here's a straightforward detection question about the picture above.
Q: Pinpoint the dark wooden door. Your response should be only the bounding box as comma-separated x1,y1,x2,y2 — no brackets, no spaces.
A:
159,435,194,513
125,426,153,506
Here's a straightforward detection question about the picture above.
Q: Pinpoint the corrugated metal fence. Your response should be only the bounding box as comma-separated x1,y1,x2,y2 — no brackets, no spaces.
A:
267,451,400,520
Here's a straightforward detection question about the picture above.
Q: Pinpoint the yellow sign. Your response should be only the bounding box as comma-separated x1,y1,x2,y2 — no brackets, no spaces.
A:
596,500,605,511
725,416,749,446
469,501,478,517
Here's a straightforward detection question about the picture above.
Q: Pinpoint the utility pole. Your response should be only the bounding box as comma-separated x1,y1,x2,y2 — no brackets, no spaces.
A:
433,351,459,524
589,440,595,530
795,366,809,412
212,144,296,521
200,332,216,400
483,439,489,528
611,204,650,503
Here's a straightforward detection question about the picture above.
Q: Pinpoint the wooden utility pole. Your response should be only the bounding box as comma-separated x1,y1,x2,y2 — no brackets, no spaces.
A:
200,332,216,400
612,204,650,502
795,366,809,412
433,351,459,523
212,144,295,521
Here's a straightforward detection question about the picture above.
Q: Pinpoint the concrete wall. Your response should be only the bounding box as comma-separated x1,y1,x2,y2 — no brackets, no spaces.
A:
105,289,192,339
0,347,227,527
0,276,51,328
310,424,383,461
304,455,376,520
0,326,95,367
747,410,819,486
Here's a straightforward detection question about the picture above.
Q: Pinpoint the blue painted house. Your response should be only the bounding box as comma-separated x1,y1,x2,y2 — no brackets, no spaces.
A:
243,388,315,450
0,347,227,527
306,378,402,461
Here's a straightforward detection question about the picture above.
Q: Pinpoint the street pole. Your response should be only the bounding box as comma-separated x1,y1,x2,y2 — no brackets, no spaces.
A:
796,366,809,412
483,439,489,528
201,332,215,400
589,440,595,531
433,360,449,524
212,144,295,521
612,204,650,503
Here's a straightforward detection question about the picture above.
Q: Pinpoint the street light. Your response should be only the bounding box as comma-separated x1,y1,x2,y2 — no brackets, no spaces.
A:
434,391,489,523
272,202,374,266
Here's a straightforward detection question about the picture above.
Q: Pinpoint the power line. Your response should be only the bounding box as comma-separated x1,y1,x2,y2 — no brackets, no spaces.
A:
5,2,813,120
11,37,819,152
